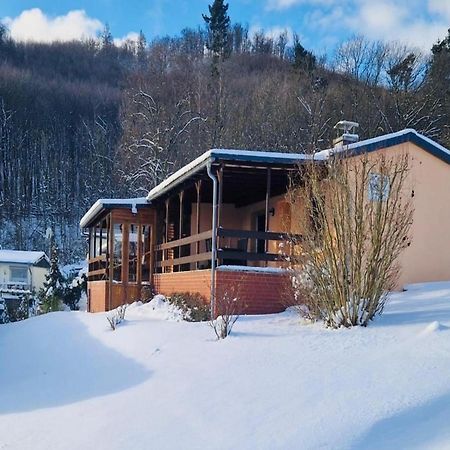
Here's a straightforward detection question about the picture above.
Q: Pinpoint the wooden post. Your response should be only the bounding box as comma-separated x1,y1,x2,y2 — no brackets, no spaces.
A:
265,168,272,263
164,198,170,273
165,198,170,243
195,180,202,269
108,213,114,311
149,212,155,283
217,165,223,252
137,223,142,291
121,223,129,305
178,190,184,271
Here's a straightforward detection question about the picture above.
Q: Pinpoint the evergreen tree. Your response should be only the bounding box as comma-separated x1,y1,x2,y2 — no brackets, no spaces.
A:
203,0,231,63
292,33,316,72
432,28,450,55
137,30,148,70
101,24,113,47
0,300,9,324
0,23,8,44
430,29,450,144
39,241,65,313
203,0,231,147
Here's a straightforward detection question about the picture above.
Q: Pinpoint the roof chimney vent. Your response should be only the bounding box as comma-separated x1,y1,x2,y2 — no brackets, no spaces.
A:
333,120,359,148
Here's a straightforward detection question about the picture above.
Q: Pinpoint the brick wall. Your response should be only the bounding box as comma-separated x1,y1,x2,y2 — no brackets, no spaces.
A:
153,270,211,302
215,269,290,315
153,268,291,315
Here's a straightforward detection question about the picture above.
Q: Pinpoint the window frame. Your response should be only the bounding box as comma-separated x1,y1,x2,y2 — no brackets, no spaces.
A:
368,172,390,202
9,265,29,284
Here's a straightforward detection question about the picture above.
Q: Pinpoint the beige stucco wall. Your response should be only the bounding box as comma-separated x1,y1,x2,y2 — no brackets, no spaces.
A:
333,141,450,288
362,142,450,287
277,141,450,288
0,263,48,292
31,267,49,291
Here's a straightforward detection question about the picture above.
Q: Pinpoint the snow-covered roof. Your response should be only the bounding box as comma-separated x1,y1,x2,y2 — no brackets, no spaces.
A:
0,250,49,266
82,129,450,228
79,197,148,229
147,148,312,201
146,131,450,203
314,129,450,163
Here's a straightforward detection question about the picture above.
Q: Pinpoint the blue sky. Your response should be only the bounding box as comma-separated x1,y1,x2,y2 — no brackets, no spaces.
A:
1,1,449,54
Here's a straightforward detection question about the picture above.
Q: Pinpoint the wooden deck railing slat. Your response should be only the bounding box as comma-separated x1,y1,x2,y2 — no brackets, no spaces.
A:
218,228,301,241
87,268,107,278
155,229,213,251
88,254,108,264
217,249,284,262
156,251,212,268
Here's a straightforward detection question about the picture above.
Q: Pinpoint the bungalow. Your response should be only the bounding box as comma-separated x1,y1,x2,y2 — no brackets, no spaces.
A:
0,250,50,309
80,126,450,314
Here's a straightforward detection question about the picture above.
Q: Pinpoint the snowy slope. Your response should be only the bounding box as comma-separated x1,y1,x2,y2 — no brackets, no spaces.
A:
1,283,450,450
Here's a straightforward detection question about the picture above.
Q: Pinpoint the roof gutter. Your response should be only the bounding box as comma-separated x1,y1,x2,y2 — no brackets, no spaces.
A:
206,162,218,319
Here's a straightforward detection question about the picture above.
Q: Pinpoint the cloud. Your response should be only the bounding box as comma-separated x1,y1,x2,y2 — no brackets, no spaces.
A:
2,8,103,43
114,32,140,47
249,24,295,44
266,0,336,11
303,0,449,52
346,0,448,51
428,0,450,21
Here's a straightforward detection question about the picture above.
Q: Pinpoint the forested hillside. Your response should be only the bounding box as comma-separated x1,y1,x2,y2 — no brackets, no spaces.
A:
0,20,448,262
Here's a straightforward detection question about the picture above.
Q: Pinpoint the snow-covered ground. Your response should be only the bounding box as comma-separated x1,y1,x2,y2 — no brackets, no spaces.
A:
1,283,450,450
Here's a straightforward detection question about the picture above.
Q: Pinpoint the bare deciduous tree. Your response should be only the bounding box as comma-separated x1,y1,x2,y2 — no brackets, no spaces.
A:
119,86,205,194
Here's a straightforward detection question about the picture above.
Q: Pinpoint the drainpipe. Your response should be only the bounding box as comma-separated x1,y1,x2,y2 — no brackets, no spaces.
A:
206,162,218,319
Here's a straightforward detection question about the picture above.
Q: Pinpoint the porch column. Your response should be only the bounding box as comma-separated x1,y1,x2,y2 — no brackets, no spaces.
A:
121,223,129,306
195,180,202,268
217,165,224,252
137,224,142,287
164,198,170,273
264,168,272,259
178,190,184,271
107,213,114,311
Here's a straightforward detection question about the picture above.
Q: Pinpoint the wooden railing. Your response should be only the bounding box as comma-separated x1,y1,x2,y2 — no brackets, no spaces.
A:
217,228,296,263
88,254,108,281
154,228,301,271
155,230,213,269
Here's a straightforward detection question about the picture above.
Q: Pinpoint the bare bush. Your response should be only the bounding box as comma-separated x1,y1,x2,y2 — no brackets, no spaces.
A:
210,273,247,339
106,304,128,331
286,152,413,328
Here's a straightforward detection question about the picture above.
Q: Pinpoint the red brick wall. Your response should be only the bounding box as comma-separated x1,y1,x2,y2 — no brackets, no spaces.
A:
153,268,291,315
215,269,290,315
153,270,211,302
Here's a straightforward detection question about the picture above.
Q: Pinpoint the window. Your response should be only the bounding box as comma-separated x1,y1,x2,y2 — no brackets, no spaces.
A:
142,225,151,283
129,224,138,282
113,223,123,281
368,173,390,201
10,266,28,283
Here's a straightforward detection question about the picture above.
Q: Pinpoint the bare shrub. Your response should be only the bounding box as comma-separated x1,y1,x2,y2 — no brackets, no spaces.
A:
210,273,247,339
286,152,413,328
107,304,128,331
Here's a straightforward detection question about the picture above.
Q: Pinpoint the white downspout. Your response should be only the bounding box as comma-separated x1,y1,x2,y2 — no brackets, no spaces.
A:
206,162,218,319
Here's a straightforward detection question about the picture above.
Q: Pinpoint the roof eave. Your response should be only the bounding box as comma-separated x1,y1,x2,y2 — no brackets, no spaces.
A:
79,198,150,229
146,149,314,202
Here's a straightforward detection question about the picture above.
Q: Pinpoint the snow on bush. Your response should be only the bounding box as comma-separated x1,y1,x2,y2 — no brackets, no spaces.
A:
106,305,127,331
126,295,185,322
